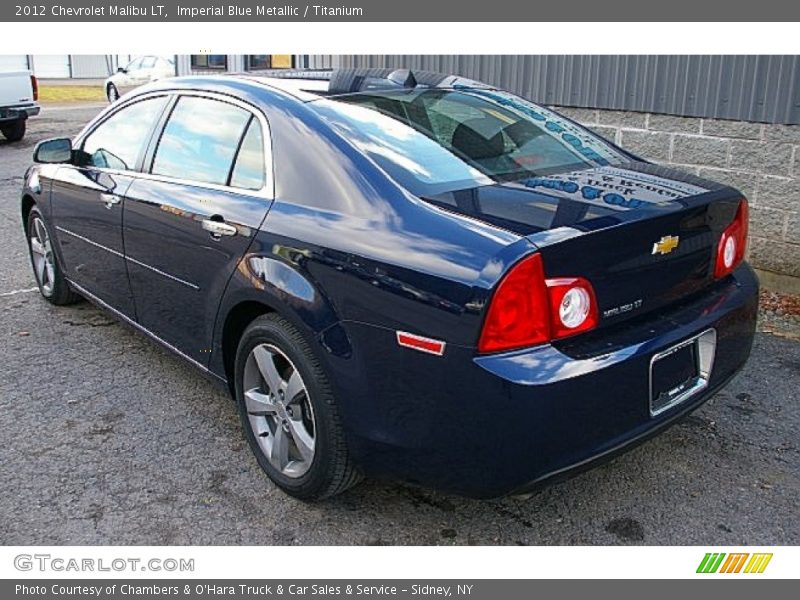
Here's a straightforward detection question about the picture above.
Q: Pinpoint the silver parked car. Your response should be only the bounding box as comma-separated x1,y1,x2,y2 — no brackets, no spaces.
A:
104,56,175,102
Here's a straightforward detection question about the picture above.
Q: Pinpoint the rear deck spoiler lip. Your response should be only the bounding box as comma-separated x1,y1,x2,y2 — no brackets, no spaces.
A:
525,226,586,248
524,185,745,250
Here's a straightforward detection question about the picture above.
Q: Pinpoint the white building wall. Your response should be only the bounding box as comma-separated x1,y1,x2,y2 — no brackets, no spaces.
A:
0,55,29,71
70,55,114,78
31,55,71,78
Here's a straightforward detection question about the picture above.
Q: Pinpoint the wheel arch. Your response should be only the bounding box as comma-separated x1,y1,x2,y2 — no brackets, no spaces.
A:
219,299,276,397
21,193,36,225
214,281,348,400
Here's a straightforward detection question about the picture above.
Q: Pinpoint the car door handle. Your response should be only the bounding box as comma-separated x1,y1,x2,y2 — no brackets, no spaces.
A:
202,219,237,238
101,193,121,209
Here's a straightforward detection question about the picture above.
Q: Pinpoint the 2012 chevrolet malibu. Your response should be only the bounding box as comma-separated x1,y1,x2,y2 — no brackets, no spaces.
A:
21,69,758,499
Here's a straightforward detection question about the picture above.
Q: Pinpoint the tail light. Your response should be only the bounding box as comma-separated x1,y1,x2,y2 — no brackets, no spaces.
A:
478,254,550,353
477,253,598,353
30,75,39,101
545,277,599,340
714,199,748,279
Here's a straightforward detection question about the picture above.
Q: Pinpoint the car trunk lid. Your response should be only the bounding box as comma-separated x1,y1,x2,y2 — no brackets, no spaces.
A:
423,163,745,329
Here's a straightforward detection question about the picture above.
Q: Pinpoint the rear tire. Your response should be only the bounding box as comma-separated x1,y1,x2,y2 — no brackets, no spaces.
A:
1,119,25,142
26,207,81,305
234,313,361,500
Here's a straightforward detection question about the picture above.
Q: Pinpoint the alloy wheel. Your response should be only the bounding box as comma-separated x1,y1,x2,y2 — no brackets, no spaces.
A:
243,343,316,478
29,216,55,296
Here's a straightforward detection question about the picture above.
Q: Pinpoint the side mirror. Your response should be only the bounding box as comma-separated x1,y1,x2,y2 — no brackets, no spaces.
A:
34,138,72,164
117,67,127,73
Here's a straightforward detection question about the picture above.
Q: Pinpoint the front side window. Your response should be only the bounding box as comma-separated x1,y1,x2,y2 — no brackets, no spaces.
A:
140,56,156,69
151,96,252,186
312,89,628,196
125,57,143,72
81,96,168,171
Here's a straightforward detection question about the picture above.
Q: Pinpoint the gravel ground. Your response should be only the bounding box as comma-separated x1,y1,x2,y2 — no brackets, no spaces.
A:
0,106,798,546
759,290,800,342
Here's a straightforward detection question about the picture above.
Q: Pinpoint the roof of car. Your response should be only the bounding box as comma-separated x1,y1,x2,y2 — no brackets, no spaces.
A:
241,73,332,101
228,68,492,102
136,68,495,110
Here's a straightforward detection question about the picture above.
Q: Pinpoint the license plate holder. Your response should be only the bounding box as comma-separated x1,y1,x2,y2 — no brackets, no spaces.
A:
649,329,716,416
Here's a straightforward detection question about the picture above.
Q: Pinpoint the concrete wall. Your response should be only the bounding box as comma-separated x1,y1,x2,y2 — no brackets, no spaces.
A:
557,107,800,281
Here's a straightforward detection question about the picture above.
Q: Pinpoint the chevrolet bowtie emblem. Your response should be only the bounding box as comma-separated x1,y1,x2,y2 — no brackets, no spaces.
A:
652,235,680,255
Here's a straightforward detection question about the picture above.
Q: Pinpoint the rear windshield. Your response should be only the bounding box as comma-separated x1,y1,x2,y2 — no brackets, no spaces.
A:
311,88,630,196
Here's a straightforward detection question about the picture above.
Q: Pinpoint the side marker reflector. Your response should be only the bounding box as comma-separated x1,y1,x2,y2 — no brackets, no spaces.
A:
396,331,446,356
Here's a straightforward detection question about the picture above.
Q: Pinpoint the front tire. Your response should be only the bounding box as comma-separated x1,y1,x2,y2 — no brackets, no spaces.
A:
234,314,361,500
26,207,80,305
1,119,25,142
107,83,120,103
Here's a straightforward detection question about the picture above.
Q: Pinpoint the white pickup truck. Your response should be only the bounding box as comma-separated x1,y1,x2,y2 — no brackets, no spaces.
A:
0,71,40,142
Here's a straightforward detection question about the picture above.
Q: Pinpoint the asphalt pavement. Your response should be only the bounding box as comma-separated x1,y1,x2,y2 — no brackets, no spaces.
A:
0,105,798,545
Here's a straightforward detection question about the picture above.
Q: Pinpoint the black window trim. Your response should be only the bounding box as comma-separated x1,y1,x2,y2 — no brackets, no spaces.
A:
73,89,274,201
225,115,254,186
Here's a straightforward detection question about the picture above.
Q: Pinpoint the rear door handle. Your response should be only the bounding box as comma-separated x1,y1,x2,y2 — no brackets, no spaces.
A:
101,193,121,209
202,219,237,238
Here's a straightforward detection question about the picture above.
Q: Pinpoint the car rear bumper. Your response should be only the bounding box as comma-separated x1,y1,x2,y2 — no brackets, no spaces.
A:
335,263,759,497
0,104,40,122
507,364,744,495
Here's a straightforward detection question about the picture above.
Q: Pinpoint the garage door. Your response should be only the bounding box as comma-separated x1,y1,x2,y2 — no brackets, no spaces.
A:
0,55,29,72
32,55,71,78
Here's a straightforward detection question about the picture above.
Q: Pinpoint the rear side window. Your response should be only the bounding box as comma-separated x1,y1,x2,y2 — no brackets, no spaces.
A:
229,119,266,190
82,96,168,171
151,96,251,186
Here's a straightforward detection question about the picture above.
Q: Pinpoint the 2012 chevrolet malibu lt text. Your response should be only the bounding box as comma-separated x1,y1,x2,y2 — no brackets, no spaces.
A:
21,69,758,499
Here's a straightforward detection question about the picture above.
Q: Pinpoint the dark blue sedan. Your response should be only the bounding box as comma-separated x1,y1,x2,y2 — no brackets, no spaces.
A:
21,69,757,499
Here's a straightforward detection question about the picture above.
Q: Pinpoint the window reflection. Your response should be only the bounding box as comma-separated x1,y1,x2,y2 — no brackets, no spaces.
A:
313,89,628,197
152,97,250,186
82,96,168,171
314,99,492,196
230,119,266,190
